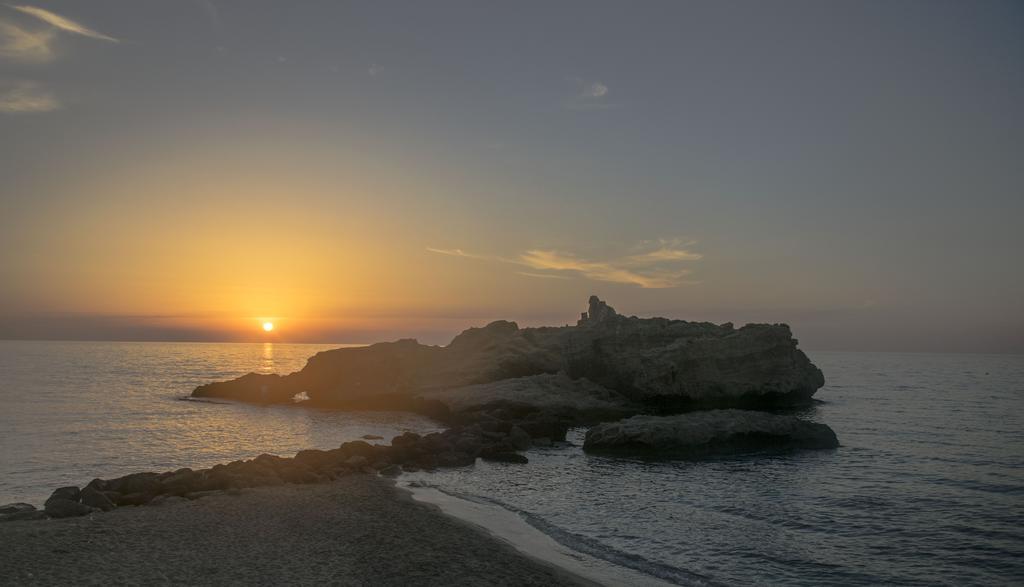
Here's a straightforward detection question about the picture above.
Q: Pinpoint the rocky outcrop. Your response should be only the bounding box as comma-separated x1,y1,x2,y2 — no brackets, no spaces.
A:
192,297,824,416
583,410,839,457
9,421,542,522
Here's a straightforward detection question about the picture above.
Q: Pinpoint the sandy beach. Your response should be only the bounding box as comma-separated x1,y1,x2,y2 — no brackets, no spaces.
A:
0,475,589,586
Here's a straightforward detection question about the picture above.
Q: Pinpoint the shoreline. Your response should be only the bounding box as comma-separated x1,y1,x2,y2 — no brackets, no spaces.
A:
404,481,678,587
0,475,593,586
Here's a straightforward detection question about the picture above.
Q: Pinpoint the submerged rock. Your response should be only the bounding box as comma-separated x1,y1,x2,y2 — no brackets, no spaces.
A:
583,410,839,457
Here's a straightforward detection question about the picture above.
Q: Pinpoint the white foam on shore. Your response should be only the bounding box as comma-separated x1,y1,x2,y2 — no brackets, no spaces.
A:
404,482,676,587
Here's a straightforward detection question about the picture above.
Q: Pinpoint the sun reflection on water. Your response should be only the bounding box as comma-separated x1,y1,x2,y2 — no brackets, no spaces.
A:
259,342,275,374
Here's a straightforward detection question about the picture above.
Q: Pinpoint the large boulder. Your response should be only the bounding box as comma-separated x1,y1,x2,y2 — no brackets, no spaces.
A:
80,486,116,511
583,410,839,457
563,297,824,408
44,498,93,518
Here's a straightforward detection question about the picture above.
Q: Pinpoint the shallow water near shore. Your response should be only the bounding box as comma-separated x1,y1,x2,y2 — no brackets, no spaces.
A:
2,341,1023,585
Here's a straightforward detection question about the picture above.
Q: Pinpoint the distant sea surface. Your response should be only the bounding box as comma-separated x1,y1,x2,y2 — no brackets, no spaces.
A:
1,341,1022,585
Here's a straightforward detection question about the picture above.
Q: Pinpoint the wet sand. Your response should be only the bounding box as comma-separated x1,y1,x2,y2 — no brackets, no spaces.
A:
0,475,590,586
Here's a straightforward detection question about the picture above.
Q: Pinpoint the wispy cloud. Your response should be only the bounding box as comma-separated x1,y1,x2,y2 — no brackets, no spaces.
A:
425,247,490,260
0,18,54,61
565,77,616,110
0,79,58,113
10,5,117,42
517,271,571,280
368,63,383,77
427,238,701,288
582,82,608,98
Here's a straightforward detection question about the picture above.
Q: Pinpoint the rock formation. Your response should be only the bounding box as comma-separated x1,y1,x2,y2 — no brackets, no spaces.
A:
192,297,824,422
583,410,839,456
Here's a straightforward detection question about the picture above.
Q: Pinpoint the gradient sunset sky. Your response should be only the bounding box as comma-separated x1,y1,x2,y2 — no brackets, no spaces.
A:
1,1,1021,352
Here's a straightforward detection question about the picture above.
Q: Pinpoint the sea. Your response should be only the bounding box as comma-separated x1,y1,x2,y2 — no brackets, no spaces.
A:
1,340,1022,586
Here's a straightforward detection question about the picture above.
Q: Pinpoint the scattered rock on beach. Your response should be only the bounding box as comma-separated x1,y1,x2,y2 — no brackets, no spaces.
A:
80,487,116,511
480,451,529,464
0,503,36,515
1,509,49,522
44,498,93,518
47,486,80,503
0,503,47,523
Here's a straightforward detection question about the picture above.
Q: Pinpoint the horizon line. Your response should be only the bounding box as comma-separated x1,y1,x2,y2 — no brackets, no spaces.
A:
0,337,1021,357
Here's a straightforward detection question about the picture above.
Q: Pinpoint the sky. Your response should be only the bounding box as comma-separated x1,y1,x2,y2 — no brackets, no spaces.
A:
0,0,1022,352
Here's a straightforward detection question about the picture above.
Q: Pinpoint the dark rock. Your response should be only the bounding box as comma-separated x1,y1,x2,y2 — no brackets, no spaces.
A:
339,441,377,459
84,478,109,492
1,510,49,522
507,426,531,451
480,451,529,464
361,434,384,440
419,432,453,455
344,455,368,468
108,472,162,496
583,410,840,457
44,498,93,518
391,432,422,447
453,435,483,457
80,487,116,511
412,454,438,470
294,449,333,470
115,492,153,506
0,503,35,515
149,495,188,506
184,490,223,500
161,469,200,495
279,466,320,485
436,452,476,467
379,464,402,477
47,486,80,503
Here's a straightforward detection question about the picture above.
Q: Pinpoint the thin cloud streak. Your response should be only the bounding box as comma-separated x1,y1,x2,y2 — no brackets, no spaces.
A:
0,80,58,113
427,239,701,288
517,271,571,280
0,19,53,61
10,5,117,42
425,247,491,260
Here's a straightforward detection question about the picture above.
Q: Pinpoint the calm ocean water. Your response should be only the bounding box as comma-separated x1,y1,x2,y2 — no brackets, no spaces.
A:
2,341,1022,585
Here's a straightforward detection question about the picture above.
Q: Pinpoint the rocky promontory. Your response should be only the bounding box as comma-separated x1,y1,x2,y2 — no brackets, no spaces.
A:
192,297,825,432
583,410,839,457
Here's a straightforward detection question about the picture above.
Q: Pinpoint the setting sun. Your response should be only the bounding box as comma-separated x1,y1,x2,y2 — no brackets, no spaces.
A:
262,322,274,332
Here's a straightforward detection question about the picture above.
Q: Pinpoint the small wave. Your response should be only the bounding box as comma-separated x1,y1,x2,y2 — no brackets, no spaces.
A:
423,483,722,587
176,396,232,405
